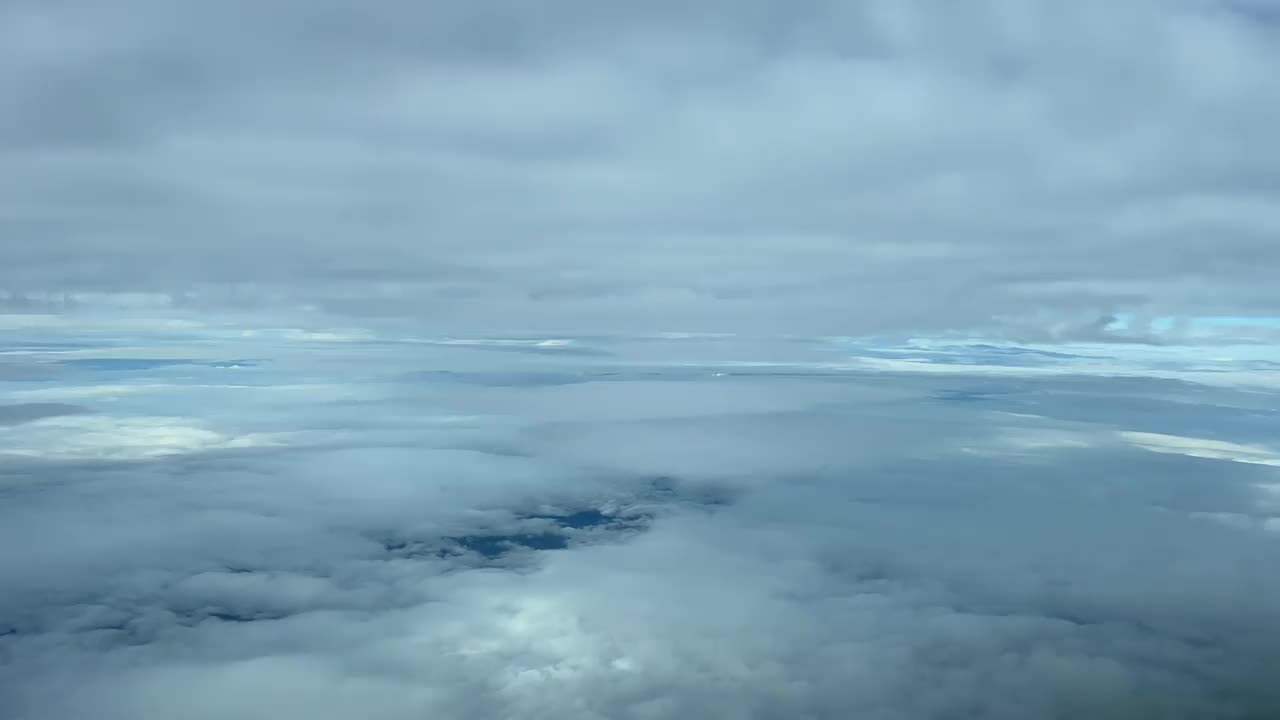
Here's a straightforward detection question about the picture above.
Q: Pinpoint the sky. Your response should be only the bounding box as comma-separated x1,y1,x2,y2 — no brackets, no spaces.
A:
5,1,1280,719
5,0,1280,334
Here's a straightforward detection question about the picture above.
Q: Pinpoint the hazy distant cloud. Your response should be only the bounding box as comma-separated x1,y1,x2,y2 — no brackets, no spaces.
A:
0,403,87,426
3,1,1280,334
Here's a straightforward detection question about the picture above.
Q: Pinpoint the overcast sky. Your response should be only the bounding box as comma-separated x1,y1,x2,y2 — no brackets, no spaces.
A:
4,0,1280,334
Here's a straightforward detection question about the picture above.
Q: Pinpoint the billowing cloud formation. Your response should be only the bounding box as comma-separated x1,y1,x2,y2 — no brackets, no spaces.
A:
3,321,1280,718
4,1,1280,333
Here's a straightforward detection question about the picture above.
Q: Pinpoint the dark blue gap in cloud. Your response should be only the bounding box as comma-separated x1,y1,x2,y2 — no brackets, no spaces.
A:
383,509,648,561
444,532,569,557
374,481,736,563
440,510,649,558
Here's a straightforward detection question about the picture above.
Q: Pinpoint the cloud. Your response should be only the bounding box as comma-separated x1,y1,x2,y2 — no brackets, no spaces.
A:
7,2,1280,716
1120,430,1280,467
0,403,88,426
0,415,282,460
3,1,1280,334
4,325,1280,718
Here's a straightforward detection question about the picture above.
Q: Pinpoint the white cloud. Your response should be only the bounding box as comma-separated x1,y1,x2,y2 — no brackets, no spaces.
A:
11,384,168,401
0,415,283,460
1119,431,1280,467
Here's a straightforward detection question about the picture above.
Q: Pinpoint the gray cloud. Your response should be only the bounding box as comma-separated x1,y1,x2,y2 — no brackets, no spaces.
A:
4,1,1280,333
4,329,1280,718
0,403,88,425
7,4,1280,717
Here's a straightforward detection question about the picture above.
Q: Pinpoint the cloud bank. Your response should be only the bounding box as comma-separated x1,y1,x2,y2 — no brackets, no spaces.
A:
4,0,1280,333
4,323,1280,718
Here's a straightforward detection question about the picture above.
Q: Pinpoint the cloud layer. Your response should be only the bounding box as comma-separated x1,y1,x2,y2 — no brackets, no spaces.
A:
5,1,1280,332
7,3,1280,717
4,323,1280,718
